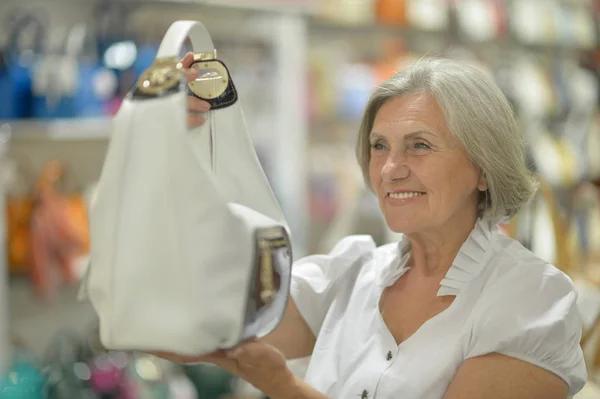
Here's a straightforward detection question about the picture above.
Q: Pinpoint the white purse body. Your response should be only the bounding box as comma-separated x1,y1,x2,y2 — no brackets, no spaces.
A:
81,20,292,356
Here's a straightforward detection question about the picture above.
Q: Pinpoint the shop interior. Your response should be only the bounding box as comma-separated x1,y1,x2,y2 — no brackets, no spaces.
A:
0,0,600,397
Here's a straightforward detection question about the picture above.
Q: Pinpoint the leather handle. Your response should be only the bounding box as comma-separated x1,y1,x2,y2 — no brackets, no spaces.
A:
156,20,215,59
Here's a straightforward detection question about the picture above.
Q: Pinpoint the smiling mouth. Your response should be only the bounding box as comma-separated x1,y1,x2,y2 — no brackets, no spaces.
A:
387,191,426,200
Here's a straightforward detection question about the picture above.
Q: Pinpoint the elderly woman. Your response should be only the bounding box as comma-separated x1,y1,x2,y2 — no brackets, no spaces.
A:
161,54,587,399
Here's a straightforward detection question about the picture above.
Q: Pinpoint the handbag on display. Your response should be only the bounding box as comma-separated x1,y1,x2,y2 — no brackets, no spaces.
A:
571,5,597,50
28,161,90,300
0,350,46,399
510,0,553,46
405,0,450,32
80,20,292,357
0,12,45,119
6,160,89,276
376,0,408,26
32,23,117,119
319,0,375,25
455,0,505,42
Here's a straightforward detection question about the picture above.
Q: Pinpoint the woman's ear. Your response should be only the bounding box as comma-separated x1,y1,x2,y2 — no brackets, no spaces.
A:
477,173,488,192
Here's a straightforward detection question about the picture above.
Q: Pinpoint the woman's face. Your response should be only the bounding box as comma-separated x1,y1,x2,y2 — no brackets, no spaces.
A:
369,93,487,234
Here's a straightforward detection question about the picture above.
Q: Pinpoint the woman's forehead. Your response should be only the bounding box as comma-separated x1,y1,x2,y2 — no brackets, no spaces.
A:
372,94,451,139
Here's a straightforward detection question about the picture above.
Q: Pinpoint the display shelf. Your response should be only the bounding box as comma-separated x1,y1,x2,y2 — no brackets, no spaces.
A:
8,277,97,358
118,0,318,14
307,16,597,56
182,0,318,14
2,119,111,141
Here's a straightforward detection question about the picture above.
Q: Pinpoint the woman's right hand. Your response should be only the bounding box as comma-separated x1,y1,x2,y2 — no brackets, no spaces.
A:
150,339,296,397
181,52,211,129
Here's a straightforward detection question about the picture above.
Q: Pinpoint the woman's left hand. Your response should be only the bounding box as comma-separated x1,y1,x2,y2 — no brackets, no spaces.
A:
152,339,295,396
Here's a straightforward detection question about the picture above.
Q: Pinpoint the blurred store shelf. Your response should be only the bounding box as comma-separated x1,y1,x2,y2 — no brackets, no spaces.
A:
119,0,318,14
184,0,318,14
9,277,97,358
308,17,595,55
2,119,111,141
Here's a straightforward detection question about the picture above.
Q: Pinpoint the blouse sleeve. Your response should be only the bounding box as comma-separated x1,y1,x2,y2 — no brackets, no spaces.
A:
290,235,376,336
465,262,587,396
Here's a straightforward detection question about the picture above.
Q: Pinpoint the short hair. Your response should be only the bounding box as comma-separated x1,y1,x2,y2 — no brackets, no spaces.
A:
356,57,537,218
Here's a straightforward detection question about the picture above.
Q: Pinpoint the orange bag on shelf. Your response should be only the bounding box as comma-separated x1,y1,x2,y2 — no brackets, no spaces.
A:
28,160,90,299
5,160,90,296
376,0,407,26
5,197,33,274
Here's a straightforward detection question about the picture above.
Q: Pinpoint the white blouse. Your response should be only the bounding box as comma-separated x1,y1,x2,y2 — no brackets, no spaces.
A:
290,217,587,399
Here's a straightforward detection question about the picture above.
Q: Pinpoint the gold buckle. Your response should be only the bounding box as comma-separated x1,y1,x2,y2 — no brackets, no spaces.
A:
187,50,229,100
191,49,218,62
134,50,227,99
135,56,184,96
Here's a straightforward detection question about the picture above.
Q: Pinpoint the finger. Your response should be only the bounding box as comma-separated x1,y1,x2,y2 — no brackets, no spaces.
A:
183,68,199,82
180,52,195,69
187,97,211,112
187,114,206,129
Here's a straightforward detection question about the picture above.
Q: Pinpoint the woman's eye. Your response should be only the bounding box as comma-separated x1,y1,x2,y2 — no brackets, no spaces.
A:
413,141,431,150
370,142,387,151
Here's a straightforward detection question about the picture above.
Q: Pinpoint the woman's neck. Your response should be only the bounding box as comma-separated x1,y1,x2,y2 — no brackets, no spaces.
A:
405,212,478,276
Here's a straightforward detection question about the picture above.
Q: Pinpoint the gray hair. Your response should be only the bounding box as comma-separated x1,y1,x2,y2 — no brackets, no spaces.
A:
356,57,538,218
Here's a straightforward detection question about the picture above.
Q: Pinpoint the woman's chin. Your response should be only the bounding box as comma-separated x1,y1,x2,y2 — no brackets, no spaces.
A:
385,220,422,235
384,209,425,233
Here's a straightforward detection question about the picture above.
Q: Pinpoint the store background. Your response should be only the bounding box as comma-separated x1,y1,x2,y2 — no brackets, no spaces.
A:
0,0,599,397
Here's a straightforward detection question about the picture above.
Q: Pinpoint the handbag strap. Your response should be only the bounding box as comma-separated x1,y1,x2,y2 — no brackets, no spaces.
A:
156,20,214,59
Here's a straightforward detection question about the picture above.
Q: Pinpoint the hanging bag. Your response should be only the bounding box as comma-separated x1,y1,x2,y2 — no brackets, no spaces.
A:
80,20,292,356
0,12,45,119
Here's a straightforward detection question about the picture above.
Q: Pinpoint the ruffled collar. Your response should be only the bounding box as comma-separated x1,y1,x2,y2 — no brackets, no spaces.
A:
377,217,501,297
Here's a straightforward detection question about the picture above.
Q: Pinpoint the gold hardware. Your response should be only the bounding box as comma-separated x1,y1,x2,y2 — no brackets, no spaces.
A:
188,59,229,100
192,49,218,62
134,50,227,99
135,56,184,96
259,240,276,304
257,229,289,305
260,227,288,241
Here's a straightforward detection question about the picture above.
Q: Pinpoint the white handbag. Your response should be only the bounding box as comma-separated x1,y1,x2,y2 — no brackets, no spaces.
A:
79,20,292,356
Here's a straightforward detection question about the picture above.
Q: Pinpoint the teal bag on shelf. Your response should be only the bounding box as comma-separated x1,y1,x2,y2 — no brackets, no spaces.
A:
0,349,47,399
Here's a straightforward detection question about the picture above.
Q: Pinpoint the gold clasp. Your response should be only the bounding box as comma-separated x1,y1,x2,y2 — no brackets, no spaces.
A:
135,56,184,96
134,49,228,99
259,240,276,304
191,49,218,63
187,49,229,100
257,227,289,305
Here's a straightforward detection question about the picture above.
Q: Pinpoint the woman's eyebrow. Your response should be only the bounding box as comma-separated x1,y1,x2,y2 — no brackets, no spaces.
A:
404,130,436,140
369,130,435,140
369,132,386,141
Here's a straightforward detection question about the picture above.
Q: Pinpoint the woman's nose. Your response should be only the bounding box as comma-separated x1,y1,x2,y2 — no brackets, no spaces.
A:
381,155,410,182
